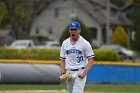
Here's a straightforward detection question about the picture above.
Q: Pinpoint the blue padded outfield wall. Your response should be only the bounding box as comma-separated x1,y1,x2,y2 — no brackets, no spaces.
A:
87,64,140,84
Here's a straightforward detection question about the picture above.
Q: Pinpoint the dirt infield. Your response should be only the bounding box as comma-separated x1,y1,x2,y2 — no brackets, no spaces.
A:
0,90,129,93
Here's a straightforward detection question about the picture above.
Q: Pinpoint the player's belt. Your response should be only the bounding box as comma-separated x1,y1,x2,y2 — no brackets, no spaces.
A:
68,67,85,71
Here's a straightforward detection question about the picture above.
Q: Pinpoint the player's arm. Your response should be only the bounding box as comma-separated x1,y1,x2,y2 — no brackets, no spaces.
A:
83,58,93,75
60,60,65,75
78,41,94,79
78,58,93,79
60,41,66,75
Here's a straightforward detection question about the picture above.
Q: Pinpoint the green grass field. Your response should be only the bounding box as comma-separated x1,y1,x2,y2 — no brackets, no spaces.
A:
0,84,140,92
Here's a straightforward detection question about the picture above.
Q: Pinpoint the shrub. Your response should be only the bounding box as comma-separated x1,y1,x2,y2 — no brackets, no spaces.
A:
0,48,23,59
0,48,60,60
0,48,120,61
111,25,130,49
94,49,120,61
27,48,60,60
31,35,49,42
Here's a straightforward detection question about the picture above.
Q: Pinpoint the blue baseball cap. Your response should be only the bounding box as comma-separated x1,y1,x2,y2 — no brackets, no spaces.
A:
69,22,80,29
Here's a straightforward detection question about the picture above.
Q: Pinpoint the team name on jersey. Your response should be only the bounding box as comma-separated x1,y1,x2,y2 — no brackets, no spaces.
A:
66,49,82,55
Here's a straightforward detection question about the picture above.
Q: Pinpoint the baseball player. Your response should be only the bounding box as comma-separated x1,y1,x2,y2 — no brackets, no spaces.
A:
60,21,94,93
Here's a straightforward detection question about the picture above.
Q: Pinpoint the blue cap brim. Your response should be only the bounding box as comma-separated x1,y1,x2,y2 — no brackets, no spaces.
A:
69,27,79,29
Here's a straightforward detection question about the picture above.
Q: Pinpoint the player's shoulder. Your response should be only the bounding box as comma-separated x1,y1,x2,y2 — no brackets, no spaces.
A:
62,37,70,45
80,36,90,45
80,36,93,49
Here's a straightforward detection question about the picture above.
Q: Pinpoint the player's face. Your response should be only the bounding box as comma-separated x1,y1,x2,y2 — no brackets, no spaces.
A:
69,29,80,39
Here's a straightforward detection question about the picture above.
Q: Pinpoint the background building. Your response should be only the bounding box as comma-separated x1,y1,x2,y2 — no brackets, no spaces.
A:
30,0,133,47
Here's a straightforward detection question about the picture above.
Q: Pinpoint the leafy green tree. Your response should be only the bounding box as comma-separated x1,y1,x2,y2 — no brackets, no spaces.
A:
59,18,92,44
111,25,130,48
0,3,25,28
0,14,10,28
0,3,7,15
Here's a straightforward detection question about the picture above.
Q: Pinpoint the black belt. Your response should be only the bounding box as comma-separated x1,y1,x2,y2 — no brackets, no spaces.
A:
68,67,85,71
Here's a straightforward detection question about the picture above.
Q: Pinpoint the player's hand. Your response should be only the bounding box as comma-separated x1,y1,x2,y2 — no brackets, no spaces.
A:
78,73,86,79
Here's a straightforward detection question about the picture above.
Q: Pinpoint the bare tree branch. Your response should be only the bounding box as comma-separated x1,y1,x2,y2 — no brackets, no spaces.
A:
3,0,23,39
